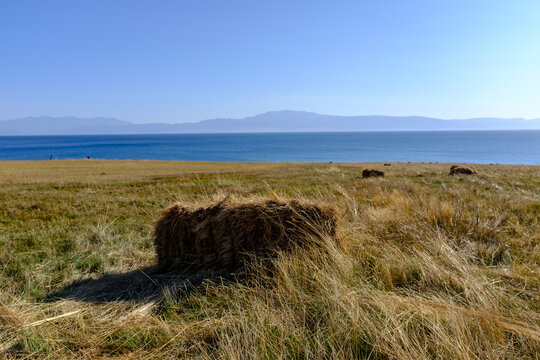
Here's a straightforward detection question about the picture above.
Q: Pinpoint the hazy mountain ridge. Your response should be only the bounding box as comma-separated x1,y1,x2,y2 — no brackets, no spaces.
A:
1,111,540,135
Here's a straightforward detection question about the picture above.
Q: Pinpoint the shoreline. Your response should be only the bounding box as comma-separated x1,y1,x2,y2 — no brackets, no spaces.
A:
1,159,539,167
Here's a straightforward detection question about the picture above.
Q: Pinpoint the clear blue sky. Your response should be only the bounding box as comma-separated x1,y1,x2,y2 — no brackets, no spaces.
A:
1,1,540,123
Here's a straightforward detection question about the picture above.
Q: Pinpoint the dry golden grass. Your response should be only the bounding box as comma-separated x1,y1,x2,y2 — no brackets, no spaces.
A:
0,160,539,359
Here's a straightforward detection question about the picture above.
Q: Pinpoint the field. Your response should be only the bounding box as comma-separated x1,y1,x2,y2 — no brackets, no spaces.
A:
1,160,539,359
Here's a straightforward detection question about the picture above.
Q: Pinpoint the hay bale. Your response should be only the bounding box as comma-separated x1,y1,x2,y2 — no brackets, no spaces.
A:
154,200,337,271
362,169,384,178
449,165,477,175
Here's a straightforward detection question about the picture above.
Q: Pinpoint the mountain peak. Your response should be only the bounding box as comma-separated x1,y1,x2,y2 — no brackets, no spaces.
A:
1,112,539,135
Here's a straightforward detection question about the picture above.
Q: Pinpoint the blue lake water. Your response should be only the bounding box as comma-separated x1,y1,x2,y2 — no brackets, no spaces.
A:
0,131,539,164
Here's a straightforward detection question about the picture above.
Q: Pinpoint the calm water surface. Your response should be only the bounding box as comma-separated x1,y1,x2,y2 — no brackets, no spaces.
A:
0,131,539,164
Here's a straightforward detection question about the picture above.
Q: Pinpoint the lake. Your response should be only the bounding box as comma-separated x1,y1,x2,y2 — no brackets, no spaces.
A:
0,131,539,164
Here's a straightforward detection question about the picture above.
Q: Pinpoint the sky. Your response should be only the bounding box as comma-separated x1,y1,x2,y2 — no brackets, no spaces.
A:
1,1,540,123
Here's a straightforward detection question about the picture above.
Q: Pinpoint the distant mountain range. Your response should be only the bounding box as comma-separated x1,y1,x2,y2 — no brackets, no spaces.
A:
1,111,540,135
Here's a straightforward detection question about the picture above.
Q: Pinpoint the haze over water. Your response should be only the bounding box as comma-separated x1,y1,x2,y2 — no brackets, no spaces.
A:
1,131,539,165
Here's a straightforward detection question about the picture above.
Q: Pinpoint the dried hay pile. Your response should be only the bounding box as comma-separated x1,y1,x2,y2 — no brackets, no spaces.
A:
449,165,477,175
362,169,385,178
154,199,337,271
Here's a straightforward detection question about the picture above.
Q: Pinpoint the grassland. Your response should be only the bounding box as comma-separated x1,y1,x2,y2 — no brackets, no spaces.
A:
1,160,539,359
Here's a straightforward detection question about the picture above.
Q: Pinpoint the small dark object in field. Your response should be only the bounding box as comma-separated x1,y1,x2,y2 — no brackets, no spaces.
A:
384,163,391,166
362,169,384,178
449,165,477,175
154,199,337,271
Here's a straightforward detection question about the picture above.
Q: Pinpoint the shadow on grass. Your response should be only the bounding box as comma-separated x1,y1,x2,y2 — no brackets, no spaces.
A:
47,266,237,304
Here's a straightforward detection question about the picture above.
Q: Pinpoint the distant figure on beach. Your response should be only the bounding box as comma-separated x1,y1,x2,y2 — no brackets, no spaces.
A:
86,155,91,159
50,155,53,160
